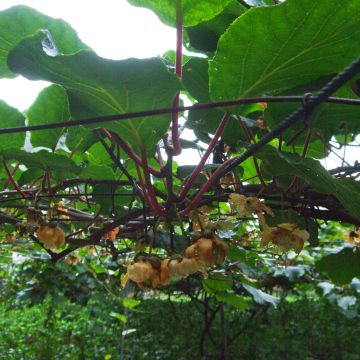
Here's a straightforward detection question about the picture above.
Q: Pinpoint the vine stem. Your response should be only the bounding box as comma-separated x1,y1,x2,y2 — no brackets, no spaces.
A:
171,0,183,156
283,128,313,195
134,161,158,215
177,112,230,201
102,129,163,177
2,160,29,199
236,115,268,188
140,148,166,216
2,162,19,190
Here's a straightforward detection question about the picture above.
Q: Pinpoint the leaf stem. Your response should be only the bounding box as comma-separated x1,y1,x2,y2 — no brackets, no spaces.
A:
2,159,29,199
177,112,230,201
102,129,163,177
236,115,268,188
140,147,166,216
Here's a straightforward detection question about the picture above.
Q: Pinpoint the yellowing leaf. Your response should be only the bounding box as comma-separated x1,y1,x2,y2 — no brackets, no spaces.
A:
228,193,274,227
261,223,309,253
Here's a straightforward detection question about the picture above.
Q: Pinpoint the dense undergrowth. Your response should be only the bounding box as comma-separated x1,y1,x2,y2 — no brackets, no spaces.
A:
1,296,359,360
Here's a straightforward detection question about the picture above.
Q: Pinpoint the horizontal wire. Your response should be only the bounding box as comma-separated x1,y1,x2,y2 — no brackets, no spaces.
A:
0,96,359,135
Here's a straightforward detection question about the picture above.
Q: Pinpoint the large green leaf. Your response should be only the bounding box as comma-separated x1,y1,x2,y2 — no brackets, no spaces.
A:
8,31,181,153
0,149,80,175
210,0,360,102
80,164,115,181
186,1,246,53
26,84,70,151
203,273,233,293
257,147,360,220
128,0,232,27
216,292,250,310
0,5,87,78
0,100,25,150
66,126,99,153
317,248,360,285
183,57,261,147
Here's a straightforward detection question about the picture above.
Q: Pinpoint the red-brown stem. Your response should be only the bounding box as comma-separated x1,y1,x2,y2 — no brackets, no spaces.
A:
134,160,159,215
2,163,19,190
236,116,268,188
175,0,183,79
302,128,313,157
177,112,230,201
28,175,43,189
180,156,241,215
45,171,53,197
101,129,163,177
283,129,313,195
236,116,252,143
140,148,165,216
171,0,183,156
156,145,165,167
156,144,169,191
2,160,29,199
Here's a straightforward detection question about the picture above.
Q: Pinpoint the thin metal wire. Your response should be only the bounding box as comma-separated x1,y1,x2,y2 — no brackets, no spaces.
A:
0,96,359,135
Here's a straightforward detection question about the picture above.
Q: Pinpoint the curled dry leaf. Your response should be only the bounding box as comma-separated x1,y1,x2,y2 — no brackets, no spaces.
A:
126,260,160,289
36,224,65,249
220,173,236,189
228,193,274,227
258,102,267,110
185,236,228,267
123,235,228,289
261,223,310,253
255,116,267,129
102,226,120,241
55,201,70,220
345,231,360,247
189,205,212,231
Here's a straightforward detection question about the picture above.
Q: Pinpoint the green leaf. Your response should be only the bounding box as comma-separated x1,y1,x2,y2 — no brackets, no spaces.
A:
0,100,25,150
18,168,43,186
123,298,141,309
210,0,360,102
227,244,259,268
0,5,87,78
183,57,212,103
203,273,233,293
0,149,80,174
257,147,360,220
316,248,360,285
177,163,220,179
8,31,181,153
66,126,99,153
216,292,249,310
242,283,279,307
109,312,127,324
128,0,233,27
92,184,133,215
26,85,70,151
186,1,246,53
183,57,261,147
80,164,115,181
